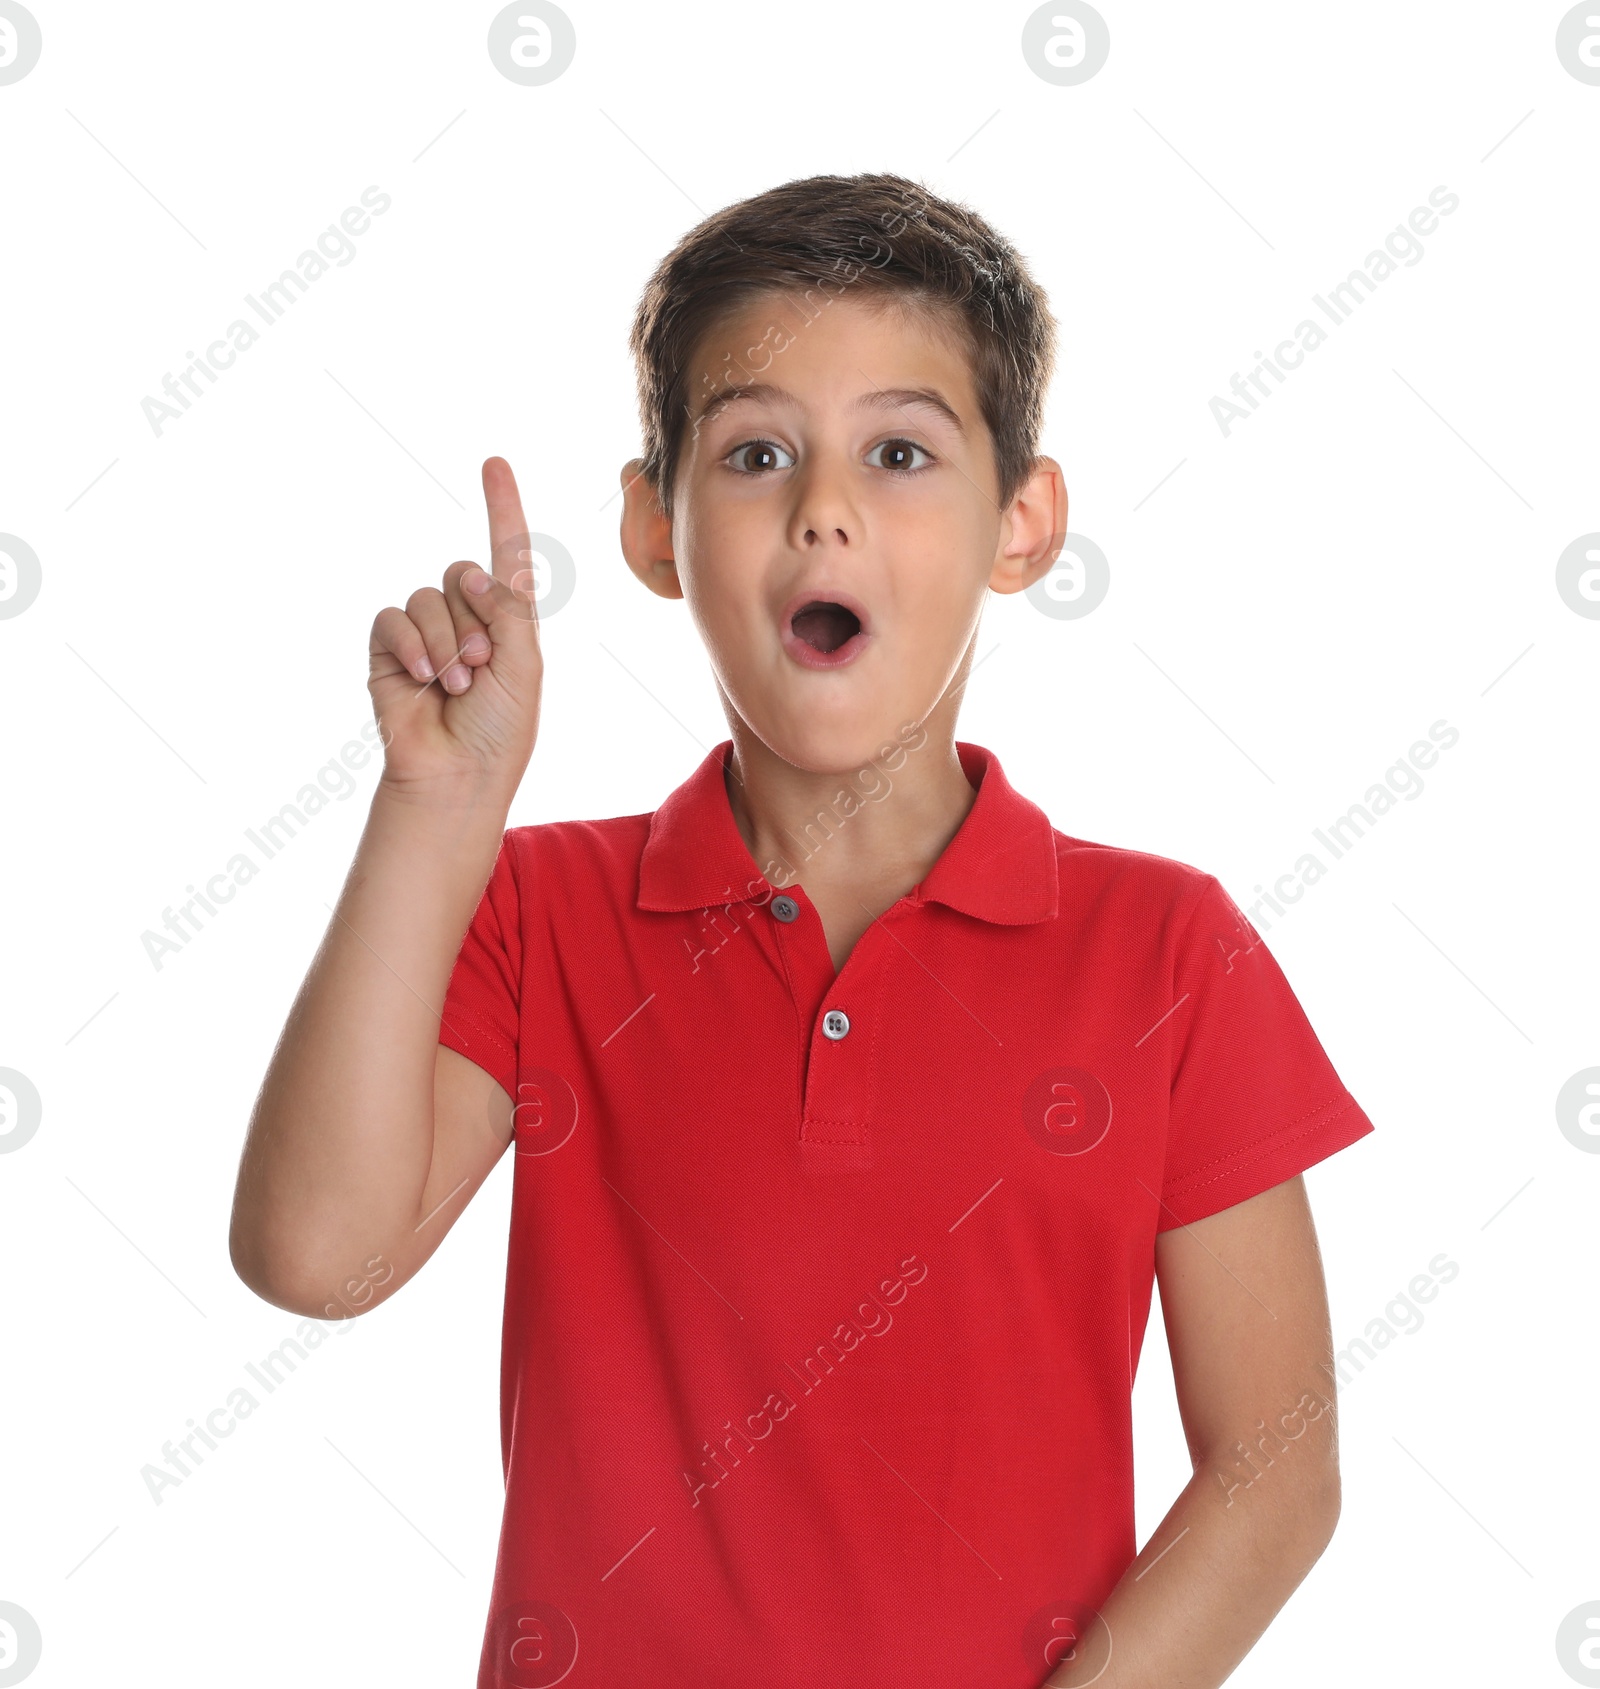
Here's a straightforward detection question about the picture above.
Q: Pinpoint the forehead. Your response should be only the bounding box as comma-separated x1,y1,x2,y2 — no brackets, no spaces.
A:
686,288,979,410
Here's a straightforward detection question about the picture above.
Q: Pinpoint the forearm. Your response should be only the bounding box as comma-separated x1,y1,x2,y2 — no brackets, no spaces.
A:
1040,1422,1340,1688
229,776,512,1310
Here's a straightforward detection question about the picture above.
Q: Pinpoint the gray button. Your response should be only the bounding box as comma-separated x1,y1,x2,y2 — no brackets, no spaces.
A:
822,1008,850,1040
771,895,800,923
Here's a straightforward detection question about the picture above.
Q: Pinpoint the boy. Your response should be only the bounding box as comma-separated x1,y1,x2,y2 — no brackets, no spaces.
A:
232,173,1375,1688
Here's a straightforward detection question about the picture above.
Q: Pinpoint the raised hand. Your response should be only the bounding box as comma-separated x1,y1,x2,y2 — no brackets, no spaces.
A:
367,457,545,802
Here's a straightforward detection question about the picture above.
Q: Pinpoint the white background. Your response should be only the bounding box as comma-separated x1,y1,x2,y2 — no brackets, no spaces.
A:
3,2,1596,1684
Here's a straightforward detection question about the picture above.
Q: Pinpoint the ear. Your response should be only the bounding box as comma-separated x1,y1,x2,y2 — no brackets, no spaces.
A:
619,456,683,601
988,455,1067,597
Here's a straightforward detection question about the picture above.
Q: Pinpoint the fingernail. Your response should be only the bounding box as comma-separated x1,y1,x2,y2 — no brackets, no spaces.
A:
413,656,435,679
444,664,471,691
462,633,489,657
465,567,490,594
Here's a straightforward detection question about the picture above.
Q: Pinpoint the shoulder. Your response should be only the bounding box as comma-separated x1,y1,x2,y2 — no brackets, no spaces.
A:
1049,827,1222,924
1042,830,1259,982
504,808,653,865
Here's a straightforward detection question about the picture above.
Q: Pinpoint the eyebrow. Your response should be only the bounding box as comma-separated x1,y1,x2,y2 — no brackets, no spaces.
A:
691,381,967,439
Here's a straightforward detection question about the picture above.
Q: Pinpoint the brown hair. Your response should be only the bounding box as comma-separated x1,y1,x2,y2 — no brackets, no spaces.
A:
626,171,1057,522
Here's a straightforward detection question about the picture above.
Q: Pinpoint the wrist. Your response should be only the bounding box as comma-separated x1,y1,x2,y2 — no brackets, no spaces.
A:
366,775,519,864
373,767,520,818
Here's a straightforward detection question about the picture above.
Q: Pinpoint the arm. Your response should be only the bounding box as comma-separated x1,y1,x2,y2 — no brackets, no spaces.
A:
229,786,516,1317
228,458,544,1319
1042,1175,1343,1689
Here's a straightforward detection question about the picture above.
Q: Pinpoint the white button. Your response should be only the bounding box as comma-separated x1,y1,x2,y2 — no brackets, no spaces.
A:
822,1008,850,1040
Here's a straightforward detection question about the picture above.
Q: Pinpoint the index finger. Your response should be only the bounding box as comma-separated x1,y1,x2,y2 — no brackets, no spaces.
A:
482,456,536,598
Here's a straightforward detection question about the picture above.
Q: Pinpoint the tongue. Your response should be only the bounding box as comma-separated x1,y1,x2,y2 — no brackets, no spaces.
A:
792,603,859,653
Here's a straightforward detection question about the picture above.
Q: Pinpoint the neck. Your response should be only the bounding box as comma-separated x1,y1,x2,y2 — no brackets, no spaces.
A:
720,719,979,900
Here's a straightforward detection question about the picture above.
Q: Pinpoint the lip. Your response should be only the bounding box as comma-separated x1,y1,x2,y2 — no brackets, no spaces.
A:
777,587,874,671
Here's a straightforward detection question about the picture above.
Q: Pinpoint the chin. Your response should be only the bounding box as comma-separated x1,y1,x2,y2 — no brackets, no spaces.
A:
736,701,929,779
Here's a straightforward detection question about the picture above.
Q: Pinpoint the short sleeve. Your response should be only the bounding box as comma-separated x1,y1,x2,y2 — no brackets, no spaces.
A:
1158,874,1374,1229
437,829,522,1099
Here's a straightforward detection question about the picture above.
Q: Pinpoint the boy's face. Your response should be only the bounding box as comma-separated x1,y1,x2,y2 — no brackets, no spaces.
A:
620,290,1065,771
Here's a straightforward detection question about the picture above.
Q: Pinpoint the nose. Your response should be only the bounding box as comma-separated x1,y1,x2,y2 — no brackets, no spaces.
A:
786,449,860,551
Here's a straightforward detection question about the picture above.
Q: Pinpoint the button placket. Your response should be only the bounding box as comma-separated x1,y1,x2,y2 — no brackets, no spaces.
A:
808,919,897,1170
763,883,830,1063
763,884,881,1165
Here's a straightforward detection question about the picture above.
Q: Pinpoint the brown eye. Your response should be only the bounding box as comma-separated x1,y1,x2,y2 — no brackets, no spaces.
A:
726,439,795,474
874,439,932,475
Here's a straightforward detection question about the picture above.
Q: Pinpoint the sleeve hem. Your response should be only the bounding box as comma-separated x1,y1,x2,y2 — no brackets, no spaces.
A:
1156,1091,1375,1230
437,1000,517,1101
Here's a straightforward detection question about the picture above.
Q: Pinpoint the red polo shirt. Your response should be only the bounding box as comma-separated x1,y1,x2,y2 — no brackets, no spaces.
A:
438,737,1374,1689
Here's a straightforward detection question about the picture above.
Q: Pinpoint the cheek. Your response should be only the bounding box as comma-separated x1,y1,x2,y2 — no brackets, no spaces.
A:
904,487,990,555
892,516,991,614
684,545,764,644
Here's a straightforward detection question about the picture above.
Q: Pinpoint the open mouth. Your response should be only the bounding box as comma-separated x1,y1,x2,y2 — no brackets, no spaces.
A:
790,600,862,654
778,588,873,670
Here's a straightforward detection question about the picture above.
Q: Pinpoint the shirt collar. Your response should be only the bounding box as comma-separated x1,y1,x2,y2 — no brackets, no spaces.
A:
637,738,1058,925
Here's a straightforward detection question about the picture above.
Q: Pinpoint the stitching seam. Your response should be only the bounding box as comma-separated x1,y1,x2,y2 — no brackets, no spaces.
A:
1164,1094,1361,1199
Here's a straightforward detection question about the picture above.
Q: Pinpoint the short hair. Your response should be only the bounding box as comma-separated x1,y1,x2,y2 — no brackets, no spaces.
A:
626,171,1057,522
